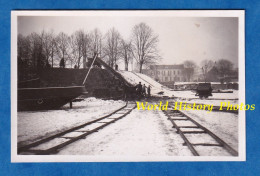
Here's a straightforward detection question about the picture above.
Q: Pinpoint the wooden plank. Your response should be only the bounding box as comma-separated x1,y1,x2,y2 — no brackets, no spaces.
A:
182,131,206,134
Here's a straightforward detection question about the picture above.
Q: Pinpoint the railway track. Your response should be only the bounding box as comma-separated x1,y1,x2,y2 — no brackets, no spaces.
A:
18,102,136,155
163,108,238,156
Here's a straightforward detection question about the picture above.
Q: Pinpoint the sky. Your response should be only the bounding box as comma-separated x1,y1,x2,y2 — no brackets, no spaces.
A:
18,15,238,68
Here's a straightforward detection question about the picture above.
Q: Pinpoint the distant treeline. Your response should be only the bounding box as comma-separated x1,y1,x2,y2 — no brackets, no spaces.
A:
18,22,161,76
181,59,238,82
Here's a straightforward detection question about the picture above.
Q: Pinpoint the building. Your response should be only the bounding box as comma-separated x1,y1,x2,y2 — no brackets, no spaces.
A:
142,65,186,83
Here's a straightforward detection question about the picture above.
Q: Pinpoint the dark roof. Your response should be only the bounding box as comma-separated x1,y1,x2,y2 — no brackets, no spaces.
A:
150,64,184,69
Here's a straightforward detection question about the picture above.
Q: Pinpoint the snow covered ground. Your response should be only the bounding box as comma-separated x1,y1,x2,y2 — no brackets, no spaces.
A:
183,110,238,151
17,71,240,157
174,82,238,85
57,108,192,156
173,90,238,100
18,98,125,146
18,97,238,156
178,99,239,107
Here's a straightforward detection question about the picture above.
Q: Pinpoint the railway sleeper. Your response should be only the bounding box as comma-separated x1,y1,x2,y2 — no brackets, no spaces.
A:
179,126,199,128
182,131,206,134
171,118,188,121
172,126,198,128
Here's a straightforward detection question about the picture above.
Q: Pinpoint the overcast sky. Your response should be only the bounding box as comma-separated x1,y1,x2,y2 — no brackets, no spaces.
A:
18,15,238,67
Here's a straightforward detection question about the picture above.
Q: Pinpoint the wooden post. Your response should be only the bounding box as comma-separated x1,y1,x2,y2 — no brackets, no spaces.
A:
70,101,72,109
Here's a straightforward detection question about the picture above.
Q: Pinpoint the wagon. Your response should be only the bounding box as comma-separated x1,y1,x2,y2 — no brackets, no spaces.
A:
195,83,213,99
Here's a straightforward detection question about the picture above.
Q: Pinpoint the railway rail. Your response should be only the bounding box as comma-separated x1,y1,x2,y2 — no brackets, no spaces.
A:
163,108,238,156
18,102,136,155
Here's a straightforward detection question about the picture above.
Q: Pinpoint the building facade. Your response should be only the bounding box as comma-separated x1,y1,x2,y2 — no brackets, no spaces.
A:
143,65,186,83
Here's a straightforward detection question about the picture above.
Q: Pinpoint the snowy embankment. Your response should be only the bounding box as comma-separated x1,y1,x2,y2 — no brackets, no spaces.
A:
118,70,174,97
18,98,125,146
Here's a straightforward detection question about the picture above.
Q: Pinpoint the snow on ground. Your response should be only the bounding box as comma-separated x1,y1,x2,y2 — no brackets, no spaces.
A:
173,90,238,100
58,108,192,156
174,82,238,85
18,97,125,146
169,99,238,107
182,110,238,151
183,99,238,106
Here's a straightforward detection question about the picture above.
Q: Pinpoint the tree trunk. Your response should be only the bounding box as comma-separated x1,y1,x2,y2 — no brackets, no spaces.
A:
51,50,53,68
77,56,80,68
139,63,143,73
83,56,86,69
125,60,128,71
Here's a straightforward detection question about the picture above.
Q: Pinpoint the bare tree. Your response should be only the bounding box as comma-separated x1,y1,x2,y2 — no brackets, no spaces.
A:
28,32,47,68
81,32,92,68
39,30,59,68
183,60,196,82
89,28,103,57
201,59,215,82
56,32,70,68
70,30,86,68
216,59,233,77
120,39,133,71
18,34,31,64
103,28,121,68
131,23,160,73
47,31,58,68
67,39,78,68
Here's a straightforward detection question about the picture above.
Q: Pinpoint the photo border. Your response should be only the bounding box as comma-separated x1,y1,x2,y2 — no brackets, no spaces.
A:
11,10,245,162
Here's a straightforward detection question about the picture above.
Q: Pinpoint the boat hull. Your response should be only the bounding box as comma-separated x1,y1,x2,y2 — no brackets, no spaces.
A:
18,86,86,111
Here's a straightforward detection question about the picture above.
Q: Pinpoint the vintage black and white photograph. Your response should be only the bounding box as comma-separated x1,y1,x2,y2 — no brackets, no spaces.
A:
11,11,245,162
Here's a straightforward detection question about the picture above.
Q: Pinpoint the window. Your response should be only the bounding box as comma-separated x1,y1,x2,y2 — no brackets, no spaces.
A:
174,70,176,75
165,77,168,82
